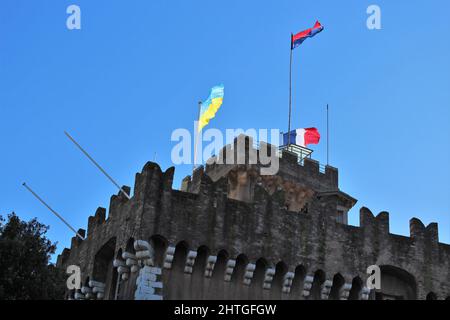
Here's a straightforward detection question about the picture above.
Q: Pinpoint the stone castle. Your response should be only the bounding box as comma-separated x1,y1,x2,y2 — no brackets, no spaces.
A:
57,135,450,300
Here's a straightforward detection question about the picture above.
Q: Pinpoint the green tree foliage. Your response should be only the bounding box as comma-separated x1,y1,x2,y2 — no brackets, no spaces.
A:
0,212,65,299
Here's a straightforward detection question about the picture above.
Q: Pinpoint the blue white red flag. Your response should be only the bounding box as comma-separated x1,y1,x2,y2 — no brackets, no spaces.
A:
283,128,321,147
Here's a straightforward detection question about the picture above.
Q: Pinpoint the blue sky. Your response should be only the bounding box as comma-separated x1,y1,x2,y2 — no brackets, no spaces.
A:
1,0,449,261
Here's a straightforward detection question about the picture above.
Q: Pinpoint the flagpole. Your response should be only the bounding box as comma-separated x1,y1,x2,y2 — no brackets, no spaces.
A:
326,104,329,166
22,182,85,240
288,33,293,147
64,131,130,199
193,102,202,172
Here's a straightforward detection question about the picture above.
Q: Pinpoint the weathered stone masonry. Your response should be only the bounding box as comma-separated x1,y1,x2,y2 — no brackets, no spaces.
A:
57,136,450,300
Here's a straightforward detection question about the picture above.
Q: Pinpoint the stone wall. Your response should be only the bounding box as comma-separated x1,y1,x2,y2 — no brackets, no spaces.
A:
57,139,450,300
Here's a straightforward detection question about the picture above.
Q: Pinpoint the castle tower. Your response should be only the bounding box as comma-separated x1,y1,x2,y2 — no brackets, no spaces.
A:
57,135,450,300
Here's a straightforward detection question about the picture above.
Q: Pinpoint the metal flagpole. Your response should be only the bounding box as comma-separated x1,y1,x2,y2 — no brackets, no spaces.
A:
288,33,293,146
326,104,329,166
22,182,85,240
193,102,202,172
64,131,130,200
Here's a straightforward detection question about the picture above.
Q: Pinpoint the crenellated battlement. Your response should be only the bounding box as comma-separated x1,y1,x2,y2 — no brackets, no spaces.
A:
56,137,450,300
409,218,440,243
357,207,447,250
359,208,390,232
199,135,338,191
87,207,106,238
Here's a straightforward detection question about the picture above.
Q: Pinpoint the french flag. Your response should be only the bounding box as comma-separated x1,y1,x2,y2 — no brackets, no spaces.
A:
291,21,324,49
283,128,321,147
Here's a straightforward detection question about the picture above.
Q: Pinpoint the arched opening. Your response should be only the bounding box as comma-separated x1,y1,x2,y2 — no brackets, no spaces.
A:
172,241,189,272
211,250,228,281
150,235,168,267
426,292,437,300
348,276,363,300
290,265,306,299
84,276,90,287
116,248,123,259
209,249,229,299
192,246,209,277
328,273,345,300
375,265,417,300
125,238,135,254
168,241,189,300
191,245,209,299
92,237,116,299
249,258,268,300
310,270,325,300
231,254,248,283
271,261,287,299
230,254,248,299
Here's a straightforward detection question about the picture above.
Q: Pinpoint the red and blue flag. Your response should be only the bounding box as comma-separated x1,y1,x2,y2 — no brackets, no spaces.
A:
291,21,324,49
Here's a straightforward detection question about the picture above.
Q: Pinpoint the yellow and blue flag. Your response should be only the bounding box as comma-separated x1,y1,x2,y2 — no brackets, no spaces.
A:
198,85,224,132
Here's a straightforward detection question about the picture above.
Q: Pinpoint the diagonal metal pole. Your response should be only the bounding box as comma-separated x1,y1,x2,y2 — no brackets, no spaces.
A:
22,182,85,240
64,131,130,199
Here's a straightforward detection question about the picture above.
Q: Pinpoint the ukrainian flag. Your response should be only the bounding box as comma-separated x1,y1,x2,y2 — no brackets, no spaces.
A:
198,85,224,132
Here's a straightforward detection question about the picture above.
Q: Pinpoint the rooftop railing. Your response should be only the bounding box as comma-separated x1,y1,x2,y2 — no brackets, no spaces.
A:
252,141,328,173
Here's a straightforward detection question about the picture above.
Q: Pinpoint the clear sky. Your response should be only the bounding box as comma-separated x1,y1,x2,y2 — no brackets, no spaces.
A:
1,0,449,261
